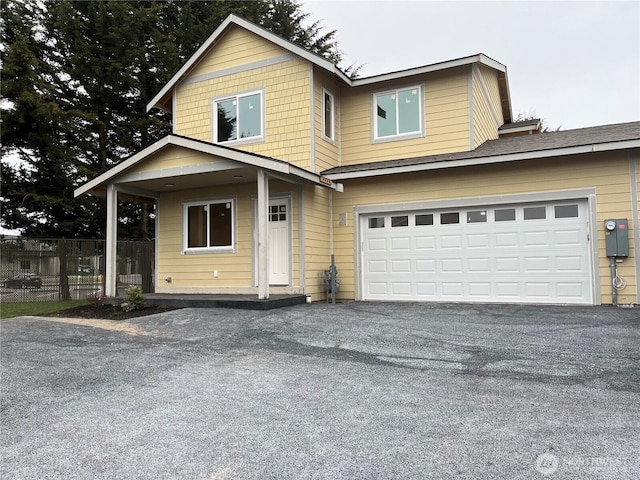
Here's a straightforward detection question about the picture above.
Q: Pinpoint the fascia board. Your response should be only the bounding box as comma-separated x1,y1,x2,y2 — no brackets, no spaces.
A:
74,136,172,197
351,54,507,87
325,140,640,181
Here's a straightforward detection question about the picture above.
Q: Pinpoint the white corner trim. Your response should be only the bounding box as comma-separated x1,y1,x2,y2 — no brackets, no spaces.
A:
474,64,500,127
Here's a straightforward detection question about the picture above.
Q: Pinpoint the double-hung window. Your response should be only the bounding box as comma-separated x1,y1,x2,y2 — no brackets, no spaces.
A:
183,199,235,253
213,90,263,144
322,89,335,141
374,85,423,141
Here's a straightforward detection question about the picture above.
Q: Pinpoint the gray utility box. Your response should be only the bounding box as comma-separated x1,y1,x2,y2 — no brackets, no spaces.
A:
604,218,629,257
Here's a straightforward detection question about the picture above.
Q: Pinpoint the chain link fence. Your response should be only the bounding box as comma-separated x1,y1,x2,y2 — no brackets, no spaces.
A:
0,238,154,303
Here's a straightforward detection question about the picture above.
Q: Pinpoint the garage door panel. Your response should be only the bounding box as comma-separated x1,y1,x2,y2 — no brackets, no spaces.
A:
415,236,435,249
440,235,462,249
391,237,411,250
361,200,593,304
367,238,387,251
467,233,490,248
556,256,583,272
523,231,550,246
391,260,411,273
468,257,491,272
367,260,387,273
555,229,584,245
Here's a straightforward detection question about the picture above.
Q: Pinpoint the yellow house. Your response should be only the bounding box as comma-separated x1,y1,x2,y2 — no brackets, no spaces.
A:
76,14,640,306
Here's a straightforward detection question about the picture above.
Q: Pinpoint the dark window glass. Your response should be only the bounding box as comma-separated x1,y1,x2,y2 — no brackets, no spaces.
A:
415,214,434,226
391,215,408,227
209,203,232,247
495,208,516,222
524,206,546,220
467,210,487,223
554,204,579,218
440,212,460,224
324,92,333,139
368,217,385,228
187,205,207,248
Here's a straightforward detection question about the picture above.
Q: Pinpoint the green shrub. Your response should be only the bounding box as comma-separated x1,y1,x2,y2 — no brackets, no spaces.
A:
121,285,145,312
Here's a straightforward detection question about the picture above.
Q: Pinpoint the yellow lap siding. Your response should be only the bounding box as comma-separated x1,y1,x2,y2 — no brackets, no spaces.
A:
340,68,471,166
303,184,331,300
156,181,301,292
189,26,289,77
330,152,637,305
176,56,311,167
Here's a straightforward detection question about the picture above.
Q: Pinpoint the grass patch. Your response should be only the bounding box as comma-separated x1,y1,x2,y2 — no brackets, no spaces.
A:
0,300,89,319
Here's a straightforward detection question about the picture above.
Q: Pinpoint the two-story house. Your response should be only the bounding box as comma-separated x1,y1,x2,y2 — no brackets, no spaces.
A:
76,14,640,306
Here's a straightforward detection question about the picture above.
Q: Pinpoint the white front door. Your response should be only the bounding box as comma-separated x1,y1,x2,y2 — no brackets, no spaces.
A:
254,197,291,286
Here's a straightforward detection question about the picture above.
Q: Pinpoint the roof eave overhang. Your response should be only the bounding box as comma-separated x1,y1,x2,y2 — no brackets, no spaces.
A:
351,53,507,87
74,135,343,198
324,139,640,181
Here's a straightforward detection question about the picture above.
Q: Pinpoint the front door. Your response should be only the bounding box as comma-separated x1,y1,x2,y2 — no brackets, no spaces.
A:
254,197,291,286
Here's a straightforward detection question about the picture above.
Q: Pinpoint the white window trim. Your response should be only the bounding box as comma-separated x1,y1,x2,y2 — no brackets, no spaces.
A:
182,197,236,254
372,84,424,143
322,88,335,142
212,89,265,146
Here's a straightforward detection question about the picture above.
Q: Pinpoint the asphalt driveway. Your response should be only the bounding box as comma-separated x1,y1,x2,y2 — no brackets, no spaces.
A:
1,302,639,479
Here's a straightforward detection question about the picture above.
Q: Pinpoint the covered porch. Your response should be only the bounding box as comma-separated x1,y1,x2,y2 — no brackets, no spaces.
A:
75,135,342,301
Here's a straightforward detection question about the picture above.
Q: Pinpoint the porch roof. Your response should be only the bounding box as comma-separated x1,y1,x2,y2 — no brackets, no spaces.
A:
74,135,343,200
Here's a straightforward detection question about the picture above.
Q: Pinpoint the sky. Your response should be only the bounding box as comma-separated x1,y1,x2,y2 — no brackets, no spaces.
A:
304,0,640,130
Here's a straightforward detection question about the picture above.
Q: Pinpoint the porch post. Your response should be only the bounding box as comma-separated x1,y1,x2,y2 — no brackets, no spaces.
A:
105,184,118,298
257,168,269,299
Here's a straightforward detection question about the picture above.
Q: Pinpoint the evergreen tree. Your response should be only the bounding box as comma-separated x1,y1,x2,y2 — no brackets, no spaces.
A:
1,0,346,239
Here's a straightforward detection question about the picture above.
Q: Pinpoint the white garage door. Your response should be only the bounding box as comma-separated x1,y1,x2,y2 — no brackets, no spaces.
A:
361,200,593,304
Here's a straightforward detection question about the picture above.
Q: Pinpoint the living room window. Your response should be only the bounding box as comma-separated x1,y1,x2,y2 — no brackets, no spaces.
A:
323,89,335,141
213,91,263,144
183,199,235,253
374,85,422,141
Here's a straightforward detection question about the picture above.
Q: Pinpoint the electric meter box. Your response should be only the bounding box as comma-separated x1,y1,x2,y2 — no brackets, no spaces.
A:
604,219,629,257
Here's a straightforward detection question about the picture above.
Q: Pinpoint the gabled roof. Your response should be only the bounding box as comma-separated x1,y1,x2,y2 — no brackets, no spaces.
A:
147,14,512,120
322,121,640,180
147,14,352,112
74,135,342,198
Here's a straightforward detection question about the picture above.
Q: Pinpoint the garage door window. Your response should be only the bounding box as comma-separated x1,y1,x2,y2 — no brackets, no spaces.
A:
555,204,579,218
416,214,434,226
392,215,409,227
467,210,487,223
369,217,385,228
441,212,460,224
495,208,516,222
524,206,546,220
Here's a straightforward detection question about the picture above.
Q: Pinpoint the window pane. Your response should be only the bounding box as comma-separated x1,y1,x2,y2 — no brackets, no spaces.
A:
391,215,408,227
324,92,333,139
209,203,232,247
555,204,579,218
368,217,385,228
524,206,546,220
467,210,487,223
217,99,237,142
440,212,460,224
415,214,433,226
398,88,420,134
495,208,516,222
238,93,261,139
376,93,397,137
187,206,207,248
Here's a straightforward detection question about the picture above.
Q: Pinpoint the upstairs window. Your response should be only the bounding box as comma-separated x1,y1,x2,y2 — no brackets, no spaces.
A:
183,199,235,253
213,91,263,144
323,89,335,141
374,85,422,141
